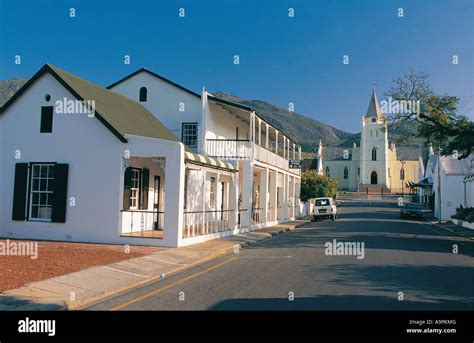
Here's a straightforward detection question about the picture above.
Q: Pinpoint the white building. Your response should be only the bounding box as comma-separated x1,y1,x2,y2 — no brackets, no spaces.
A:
109,68,302,233
0,64,301,247
426,152,474,221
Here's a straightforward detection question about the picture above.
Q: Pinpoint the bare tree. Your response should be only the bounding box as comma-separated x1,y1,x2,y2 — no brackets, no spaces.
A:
385,69,473,159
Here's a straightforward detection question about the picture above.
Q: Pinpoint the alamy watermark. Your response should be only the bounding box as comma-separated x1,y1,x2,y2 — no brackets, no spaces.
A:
324,239,365,259
0,239,38,260
55,97,95,117
380,96,420,116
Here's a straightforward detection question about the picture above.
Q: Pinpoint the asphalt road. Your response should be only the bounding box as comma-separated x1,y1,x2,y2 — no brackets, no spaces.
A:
87,198,474,310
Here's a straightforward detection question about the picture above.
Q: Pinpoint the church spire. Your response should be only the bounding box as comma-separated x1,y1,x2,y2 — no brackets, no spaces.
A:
365,89,382,118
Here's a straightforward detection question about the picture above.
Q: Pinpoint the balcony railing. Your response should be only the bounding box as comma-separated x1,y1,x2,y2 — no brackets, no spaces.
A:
206,139,252,159
206,139,300,175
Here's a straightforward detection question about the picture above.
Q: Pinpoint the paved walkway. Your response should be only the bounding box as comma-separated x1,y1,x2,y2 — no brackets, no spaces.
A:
0,220,308,310
425,217,474,241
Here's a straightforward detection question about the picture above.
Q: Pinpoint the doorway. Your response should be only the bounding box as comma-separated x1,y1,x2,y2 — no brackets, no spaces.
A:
370,171,378,185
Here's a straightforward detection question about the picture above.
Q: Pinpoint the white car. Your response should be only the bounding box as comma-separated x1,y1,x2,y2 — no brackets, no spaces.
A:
313,197,337,221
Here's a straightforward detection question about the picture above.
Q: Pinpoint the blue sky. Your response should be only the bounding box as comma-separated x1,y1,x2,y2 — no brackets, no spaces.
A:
1,0,472,132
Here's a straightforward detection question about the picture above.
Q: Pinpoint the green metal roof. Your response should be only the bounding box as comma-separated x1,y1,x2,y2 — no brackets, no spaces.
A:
1,64,180,143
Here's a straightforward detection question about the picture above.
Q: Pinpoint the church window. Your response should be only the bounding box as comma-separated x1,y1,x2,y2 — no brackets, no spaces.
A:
372,147,377,161
343,167,348,179
325,167,330,177
370,130,373,137
400,169,405,180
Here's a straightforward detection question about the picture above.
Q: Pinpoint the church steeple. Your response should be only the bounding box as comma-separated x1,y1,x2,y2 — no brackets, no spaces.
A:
365,89,382,118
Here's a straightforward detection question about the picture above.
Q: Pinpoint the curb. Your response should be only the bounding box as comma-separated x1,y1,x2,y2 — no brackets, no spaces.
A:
67,220,308,310
423,218,474,242
2,220,310,311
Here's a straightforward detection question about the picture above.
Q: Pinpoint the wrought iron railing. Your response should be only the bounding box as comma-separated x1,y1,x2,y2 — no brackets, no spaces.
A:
121,210,164,239
251,207,264,224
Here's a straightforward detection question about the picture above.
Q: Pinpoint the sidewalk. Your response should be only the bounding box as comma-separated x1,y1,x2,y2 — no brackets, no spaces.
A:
424,217,474,241
0,220,309,310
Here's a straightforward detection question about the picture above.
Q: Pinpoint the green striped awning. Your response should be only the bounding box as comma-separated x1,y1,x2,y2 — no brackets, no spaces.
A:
464,174,474,183
185,151,237,172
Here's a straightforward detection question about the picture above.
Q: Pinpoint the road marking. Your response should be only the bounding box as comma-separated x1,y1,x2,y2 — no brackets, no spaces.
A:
237,255,292,259
102,266,149,279
146,256,188,266
110,257,238,310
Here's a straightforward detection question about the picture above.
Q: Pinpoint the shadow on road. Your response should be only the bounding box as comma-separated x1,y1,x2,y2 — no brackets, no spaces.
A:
248,223,474,258
208,294,472,310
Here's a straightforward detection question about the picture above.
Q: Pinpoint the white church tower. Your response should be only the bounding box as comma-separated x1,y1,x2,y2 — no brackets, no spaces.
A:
360,90,389,188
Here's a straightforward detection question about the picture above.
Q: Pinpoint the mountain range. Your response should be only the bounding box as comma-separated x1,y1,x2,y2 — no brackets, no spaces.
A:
0,77,421,155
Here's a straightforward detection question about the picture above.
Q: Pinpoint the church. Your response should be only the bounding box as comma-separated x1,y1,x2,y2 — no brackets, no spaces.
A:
313,90,423,193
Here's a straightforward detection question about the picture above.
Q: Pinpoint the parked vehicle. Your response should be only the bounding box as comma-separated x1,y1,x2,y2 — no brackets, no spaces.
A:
400,202,431,219
313,197,337,221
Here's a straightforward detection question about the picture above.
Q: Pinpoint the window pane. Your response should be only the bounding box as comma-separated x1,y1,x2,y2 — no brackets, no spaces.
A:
33,165,40,177
40,165,48,177
32,179,39,191
40,193,48,205
31,205,39,218
40,179,47,191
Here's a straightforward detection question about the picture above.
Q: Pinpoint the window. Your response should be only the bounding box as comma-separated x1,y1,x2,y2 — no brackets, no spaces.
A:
40,106,53,133
29,164,55,221
139,87,147,102
12,163,69,223
400,168,405,180
123,167,149,210
130,169,140,209
182,122,198,148
344,167,348,179
370,130,373,137
325,166,330,177
209,176,216,208
372,147,377,161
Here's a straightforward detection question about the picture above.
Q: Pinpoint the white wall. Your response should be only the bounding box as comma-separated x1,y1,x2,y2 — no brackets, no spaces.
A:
0,73,185,247
205,101,250,141
109,72,203,152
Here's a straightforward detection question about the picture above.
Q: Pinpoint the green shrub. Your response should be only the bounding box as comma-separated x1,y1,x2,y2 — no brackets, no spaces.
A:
451,205,474,222
300,170,338,202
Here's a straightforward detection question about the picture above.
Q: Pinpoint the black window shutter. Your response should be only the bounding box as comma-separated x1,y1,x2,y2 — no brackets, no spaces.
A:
123,167,132,210
51,163,69,223
140,168,150,210
12,163,29,221
40,106,54,133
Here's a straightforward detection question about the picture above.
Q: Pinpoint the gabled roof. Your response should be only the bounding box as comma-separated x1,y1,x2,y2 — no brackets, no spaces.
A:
365,90,382,118
107,67,201,98
0,64,180,143
442,154,473,175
